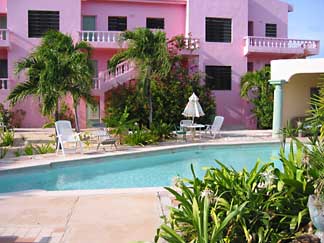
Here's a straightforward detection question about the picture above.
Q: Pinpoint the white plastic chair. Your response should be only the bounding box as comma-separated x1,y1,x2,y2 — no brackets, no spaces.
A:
92,124,117,151
205,116,224,138
55,120,83,155
180,120,193,128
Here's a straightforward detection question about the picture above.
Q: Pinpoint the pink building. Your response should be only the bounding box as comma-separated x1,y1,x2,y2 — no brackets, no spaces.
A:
0,0,320,128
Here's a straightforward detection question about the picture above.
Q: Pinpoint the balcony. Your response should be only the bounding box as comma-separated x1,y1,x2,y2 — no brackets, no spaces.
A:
0,78,8,90
244,36,320,57
79,31,126,49
0,29,9,48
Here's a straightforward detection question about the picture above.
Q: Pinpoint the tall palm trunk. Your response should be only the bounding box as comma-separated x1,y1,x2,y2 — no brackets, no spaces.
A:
73,102,80,132
148,84,153,128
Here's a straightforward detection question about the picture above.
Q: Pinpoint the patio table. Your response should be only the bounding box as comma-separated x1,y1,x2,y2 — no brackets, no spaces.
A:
182,124,205,140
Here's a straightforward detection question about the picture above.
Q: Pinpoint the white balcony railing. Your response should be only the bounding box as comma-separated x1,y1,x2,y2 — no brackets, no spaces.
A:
0,78,8,90
80,31,122,43
184,37,200,50
92,78,100,90
244,36,320,56
97,60,136,91
102,60,135,82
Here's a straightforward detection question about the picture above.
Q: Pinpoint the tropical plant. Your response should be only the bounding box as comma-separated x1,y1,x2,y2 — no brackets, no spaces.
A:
105,53,215,128
103,106,136,144
24,143,34,156
34,143,56,154
124,126,158,146
150,120,173,141
8,30,94,131
240,67,274,129
155,145,315,243
109,28,171,127
0,130,14,146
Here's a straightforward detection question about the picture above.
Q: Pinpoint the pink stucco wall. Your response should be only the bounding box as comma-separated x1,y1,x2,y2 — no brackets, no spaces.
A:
188,0,250,128
7,0,81,127
81,1,186,39
1,0,297,128
0,0,6,13
249,0,289,38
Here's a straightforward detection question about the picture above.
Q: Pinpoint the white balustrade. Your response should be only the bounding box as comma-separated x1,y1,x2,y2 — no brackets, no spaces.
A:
0,29,8,41
97,60,136,91
244,36,320,52
0,79,8,90
80,31,122,44
184,37,200,50
92,78,100,90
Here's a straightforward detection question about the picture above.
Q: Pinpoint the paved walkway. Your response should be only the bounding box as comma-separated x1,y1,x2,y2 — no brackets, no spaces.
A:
0,190,168,243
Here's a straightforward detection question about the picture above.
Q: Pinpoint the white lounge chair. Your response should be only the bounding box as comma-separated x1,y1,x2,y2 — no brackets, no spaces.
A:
55,120,83,155
92,124,117,151
205,116,224,138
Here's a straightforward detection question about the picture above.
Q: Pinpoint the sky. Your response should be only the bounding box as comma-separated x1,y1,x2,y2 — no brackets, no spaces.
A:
286,0,324,58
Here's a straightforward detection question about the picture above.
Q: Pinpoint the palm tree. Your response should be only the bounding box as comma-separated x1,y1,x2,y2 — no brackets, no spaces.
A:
108,28,171,128
8,30,94,131
240,67,273,129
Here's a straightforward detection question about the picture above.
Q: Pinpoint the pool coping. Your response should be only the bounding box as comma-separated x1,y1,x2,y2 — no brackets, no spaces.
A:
0,139,281,172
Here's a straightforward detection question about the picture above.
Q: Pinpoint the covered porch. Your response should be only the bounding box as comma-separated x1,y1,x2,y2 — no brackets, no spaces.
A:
270,58,324,137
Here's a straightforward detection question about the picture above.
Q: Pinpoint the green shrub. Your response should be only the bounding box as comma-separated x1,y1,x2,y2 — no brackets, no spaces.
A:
240,67,274,129
151,120,173,141
24,144,34,156
156,143,315,243
124,127,158,146
34,143,55,154
0,130,14,146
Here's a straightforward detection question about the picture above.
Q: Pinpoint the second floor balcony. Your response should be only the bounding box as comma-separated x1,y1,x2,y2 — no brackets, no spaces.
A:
0,29,9,48
244,36,320,58
80,30,200,53
79,31,125,49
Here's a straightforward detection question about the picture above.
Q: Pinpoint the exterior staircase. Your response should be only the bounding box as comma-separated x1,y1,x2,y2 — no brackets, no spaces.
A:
94,60,137,92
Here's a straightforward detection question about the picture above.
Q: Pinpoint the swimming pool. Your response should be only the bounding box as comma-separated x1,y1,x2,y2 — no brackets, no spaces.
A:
0,143,283,193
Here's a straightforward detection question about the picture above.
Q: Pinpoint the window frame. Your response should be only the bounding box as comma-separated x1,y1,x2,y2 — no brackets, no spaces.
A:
28,10,60,38
265,23,277,38
108,16,127,31
82,15,96,31
205,17,232,43
205,65,232,91
146,17,165,29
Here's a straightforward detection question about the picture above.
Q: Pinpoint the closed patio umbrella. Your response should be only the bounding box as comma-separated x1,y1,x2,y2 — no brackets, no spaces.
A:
182,92,205,122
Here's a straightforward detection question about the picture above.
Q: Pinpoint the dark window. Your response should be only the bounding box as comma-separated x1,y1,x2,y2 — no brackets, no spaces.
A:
28,10,60,38
0,59,8,78
205,66,232,90
265,23,277,37
108,16,127,31
206,18,232,43
0,15,7,29
248,21,254,36
0,59,8,90
247,62,254,72
146,18,164,29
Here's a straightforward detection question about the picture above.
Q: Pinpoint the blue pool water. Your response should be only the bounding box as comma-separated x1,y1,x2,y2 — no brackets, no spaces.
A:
0,143,283,193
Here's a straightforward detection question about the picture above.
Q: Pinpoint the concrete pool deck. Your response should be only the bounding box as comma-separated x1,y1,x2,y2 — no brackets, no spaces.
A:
0,129,281,243
0,189,169,243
